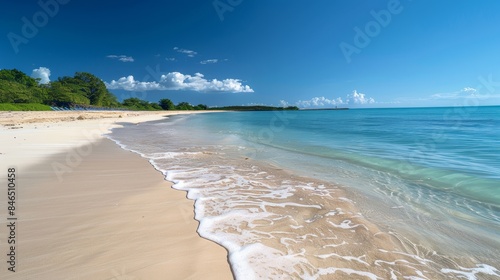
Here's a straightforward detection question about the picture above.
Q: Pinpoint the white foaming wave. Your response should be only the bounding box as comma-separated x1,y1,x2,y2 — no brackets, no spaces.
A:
328,220,368,230
198,210,276,251
108,131,500,280
160,158,422,279
147,151,202,159
163,161,408,280
260,185,295,199
229,243,311,280
374,258,413,267
322,240,348,248
325,209,341,216
377,249,432,266
157,159,324,278
441,264,500,280
338,197,355,204
315,252,370,266
314,267,381,280
106,136,172,179
106,136,127,150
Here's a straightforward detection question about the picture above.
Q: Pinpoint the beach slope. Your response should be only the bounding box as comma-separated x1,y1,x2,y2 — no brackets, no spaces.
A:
0,111,232,279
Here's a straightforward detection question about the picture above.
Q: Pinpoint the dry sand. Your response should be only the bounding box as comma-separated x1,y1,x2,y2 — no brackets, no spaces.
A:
0,111,233,279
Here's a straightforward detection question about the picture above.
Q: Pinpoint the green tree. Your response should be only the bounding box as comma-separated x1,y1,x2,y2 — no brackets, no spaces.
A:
150,103,162,110
122,97,161,110
122,97,143,108
176,102,193,110
48,81,90,107
0,69,48,103
0,80,30,103
159,98,176,110
74,72,109,106
194,104,208,110
0,69,38,87
100,90,119,107
0,69,121,108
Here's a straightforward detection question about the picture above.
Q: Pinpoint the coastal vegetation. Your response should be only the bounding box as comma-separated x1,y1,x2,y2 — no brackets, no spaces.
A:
0,69,298,111
0,69,121,109
0,69,210,111
210,105,299,111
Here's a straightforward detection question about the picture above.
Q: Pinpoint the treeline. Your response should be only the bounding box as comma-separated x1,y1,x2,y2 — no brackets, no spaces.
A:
0,69,119,107
0,69,208,111
0,69,301,112
211,105,299,111
122,97,208,111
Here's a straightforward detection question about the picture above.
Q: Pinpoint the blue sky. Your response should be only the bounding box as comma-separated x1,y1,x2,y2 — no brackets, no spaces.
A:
2,0,500,108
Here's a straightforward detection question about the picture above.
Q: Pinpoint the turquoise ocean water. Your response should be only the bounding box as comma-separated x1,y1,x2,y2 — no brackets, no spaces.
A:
110,106,500,279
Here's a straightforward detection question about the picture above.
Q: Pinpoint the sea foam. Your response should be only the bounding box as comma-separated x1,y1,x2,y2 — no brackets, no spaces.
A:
108,111,500,279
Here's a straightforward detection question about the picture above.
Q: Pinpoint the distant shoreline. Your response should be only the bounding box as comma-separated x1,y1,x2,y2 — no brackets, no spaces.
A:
300,107,349,111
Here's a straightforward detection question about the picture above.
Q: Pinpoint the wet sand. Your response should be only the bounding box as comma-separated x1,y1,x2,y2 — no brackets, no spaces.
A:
0,111,232,279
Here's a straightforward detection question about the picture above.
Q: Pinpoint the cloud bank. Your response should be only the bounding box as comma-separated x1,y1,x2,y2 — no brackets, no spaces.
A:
297,96,344,107
297,90,374,107
431,87,478,99
31,67,51,84
105,72,254,93
107,55,134,62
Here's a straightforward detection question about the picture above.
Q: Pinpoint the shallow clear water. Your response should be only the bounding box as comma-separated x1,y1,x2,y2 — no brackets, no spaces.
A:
109,106,500,279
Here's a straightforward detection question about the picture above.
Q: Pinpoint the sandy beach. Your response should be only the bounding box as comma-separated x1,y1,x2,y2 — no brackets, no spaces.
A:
0,111,232,279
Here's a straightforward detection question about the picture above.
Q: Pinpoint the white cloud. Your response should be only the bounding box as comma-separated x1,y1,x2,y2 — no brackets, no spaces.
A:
430,87,500,101
462,87,477,93
346,90,375,105
173,47,197,57
107,55,134,62
297,96,344,107
166,57,176,61
105,72,254,93
296,90,375,108
105,76,163,91
279,100,290,107
160,72,253,92
119,57,134,62
31,67,51,84
431,87,478,99
200,59,219,64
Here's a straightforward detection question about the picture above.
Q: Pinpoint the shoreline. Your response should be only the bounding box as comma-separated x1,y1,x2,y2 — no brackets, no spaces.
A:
0,111,233,279
107,110,500,279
